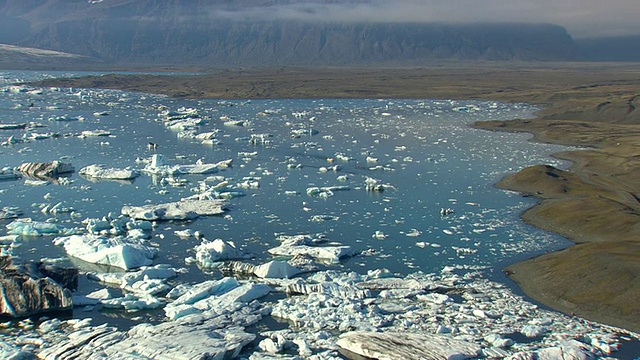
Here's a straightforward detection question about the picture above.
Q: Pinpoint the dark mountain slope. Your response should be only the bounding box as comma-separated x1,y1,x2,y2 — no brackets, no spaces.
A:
0,0,579,66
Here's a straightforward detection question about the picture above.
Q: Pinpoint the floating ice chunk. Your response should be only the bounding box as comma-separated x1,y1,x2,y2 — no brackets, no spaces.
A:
164,277,270,320
336,331,481,360
364,177,395,192
269,234,354,263
142,154,231,176
102,293,163,311
306,185,349,198
16,160,74,180
194,239,249,268
79,164,140,180
254,261,302,279
49,115,84,122
405,228,422,237
174,229,197,238
121,198,228,221
192,282,271,313
358,277,424,290
39,202,74,214
73,288,117,306
6,219,81,236
258,337,284,354
440,208,455,216
0,206,22,219
521,324,549,338
372,230,387,240
164,117,205,131
417,293,452,304
38,318,256,359
0,168,20,181
511,340,594,359
83,214,152,236
224,120,248,127
268,244,353,264
309,214,339,222
80,129,111,137
89,264,178,292
169,277,241,308
249,133,273,145
484,334,514,348
161,107,199,119
53,234,158,270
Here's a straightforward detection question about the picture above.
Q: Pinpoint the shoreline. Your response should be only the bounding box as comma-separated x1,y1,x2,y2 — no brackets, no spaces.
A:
20,63,640,333
474,117,640,333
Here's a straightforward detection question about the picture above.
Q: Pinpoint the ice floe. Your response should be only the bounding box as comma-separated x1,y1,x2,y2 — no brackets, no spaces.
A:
268,234,355,263
121,198,228,221
6,219,81,236
79,164,140,180
193,238,251,268
142,153,232,176
0,206,22,219
53,234,158,270
337,331,481,359
0,167,20,181
16,160,74,180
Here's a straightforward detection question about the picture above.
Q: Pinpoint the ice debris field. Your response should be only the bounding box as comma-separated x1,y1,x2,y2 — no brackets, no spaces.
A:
1,71,639,359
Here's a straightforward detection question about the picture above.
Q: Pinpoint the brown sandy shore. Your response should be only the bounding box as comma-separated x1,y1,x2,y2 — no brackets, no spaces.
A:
27,62,640,333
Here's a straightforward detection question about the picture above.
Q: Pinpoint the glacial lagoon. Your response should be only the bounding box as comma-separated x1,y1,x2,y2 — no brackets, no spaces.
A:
1,71,638,359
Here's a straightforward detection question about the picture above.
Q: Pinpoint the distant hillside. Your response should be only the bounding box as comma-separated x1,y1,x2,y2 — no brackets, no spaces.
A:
575,36,640,62
0,0,580,66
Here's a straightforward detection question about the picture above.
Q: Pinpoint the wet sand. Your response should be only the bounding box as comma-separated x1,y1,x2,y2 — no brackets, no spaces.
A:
27,62,640,332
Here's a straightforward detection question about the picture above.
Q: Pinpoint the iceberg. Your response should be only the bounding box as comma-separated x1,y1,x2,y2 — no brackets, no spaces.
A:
37,318,257,360
0,168,20,181
53,234,158,270
121,198,228,221
194,239,250,268
79,164,140,180
219,260,304,279
268,234,354,263
81,129,111,137
6,219,81,236
16,160,74,180
336,331,481,360
88,264,179,296
142,154,232,176
83,214,153,236
0,258,73,317
0,206,22,219
165,278,271,321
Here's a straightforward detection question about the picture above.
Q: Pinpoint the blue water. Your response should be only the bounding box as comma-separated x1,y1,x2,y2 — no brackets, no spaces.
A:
0,70,573,326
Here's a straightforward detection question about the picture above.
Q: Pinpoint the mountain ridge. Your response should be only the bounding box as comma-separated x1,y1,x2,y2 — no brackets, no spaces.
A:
2,0,629,66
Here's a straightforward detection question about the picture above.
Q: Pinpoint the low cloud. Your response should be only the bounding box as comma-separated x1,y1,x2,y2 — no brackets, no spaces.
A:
209,0,640,38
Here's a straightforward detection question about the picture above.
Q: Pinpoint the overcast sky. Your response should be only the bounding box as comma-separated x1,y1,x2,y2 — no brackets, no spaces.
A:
212,0,640,38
